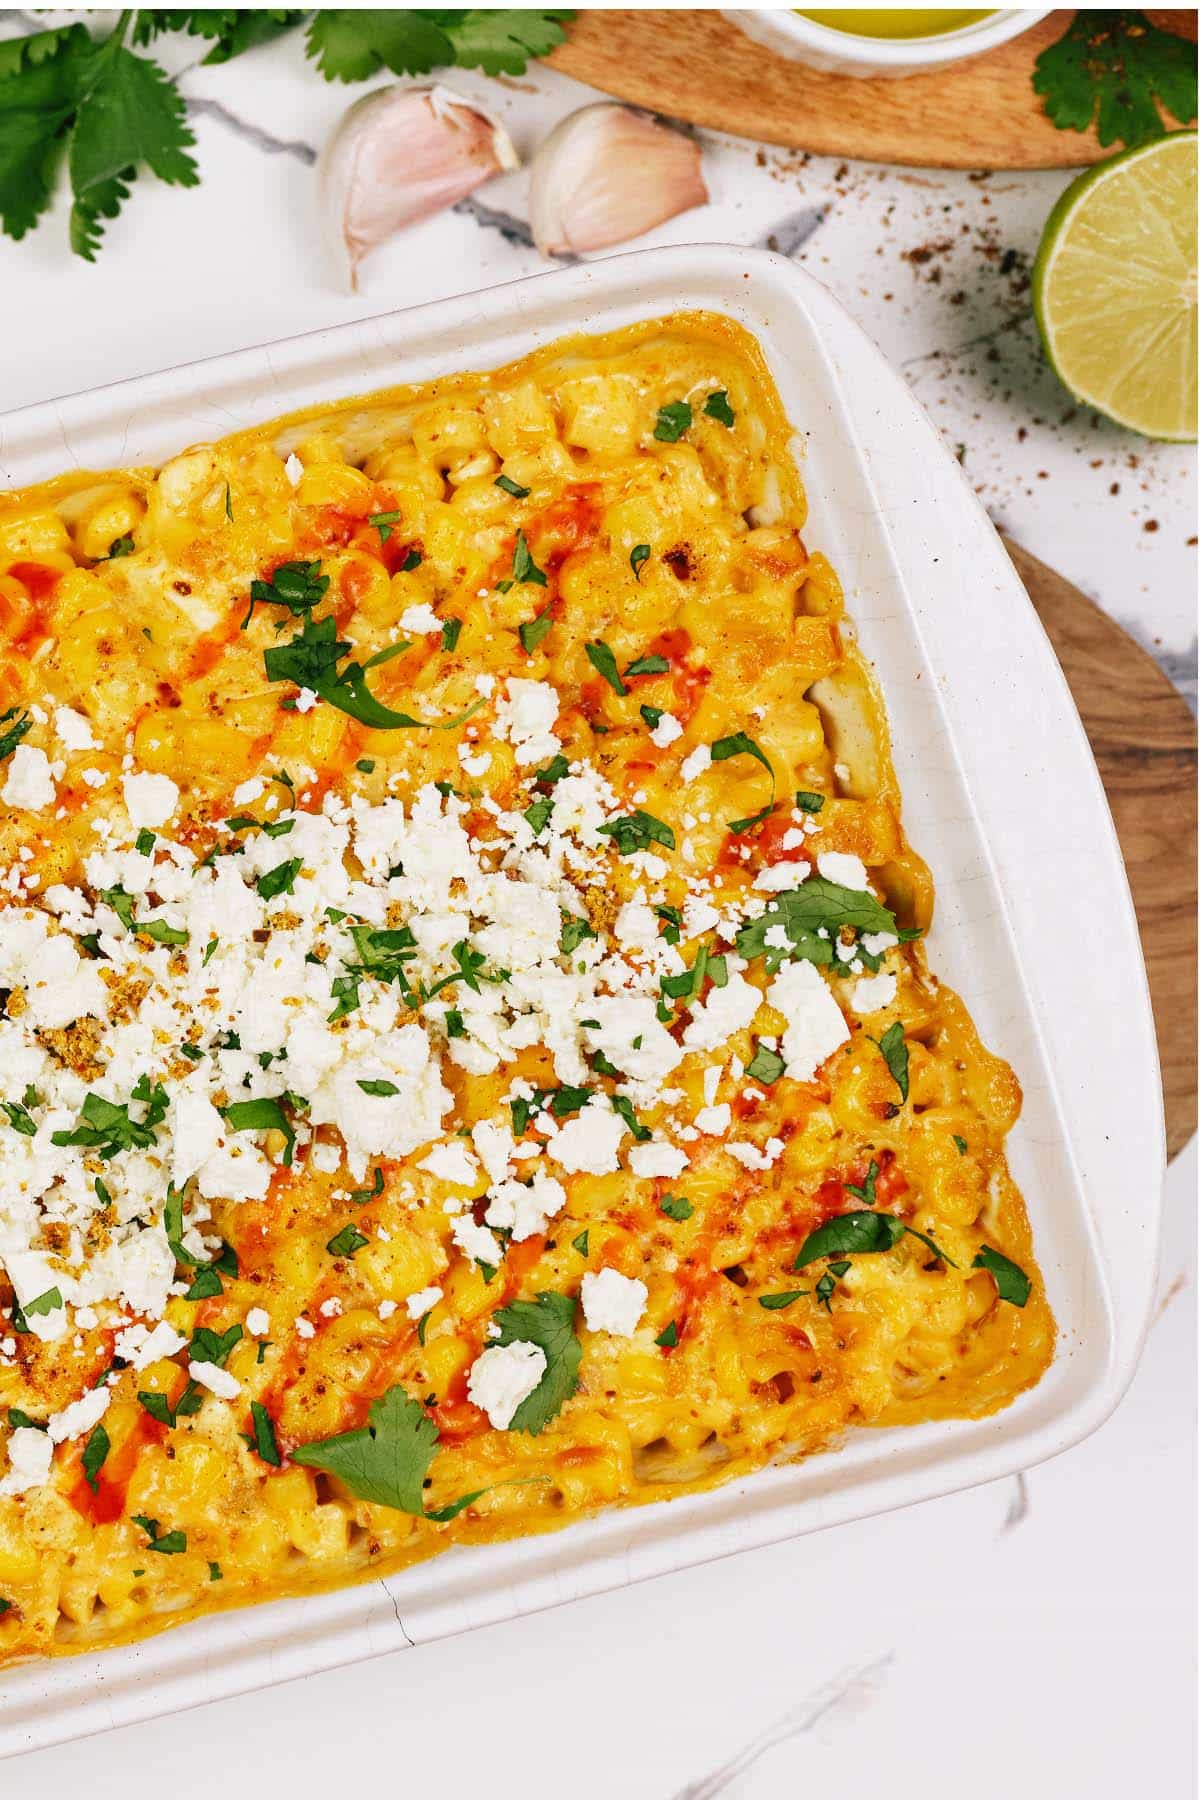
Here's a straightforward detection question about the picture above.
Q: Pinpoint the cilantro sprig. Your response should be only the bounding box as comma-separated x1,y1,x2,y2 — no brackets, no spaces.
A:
293,1383,507,1518
1034,11,1196,149
0,11,574,260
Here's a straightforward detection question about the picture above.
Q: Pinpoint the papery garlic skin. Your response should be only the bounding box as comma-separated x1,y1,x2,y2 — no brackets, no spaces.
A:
320,84,520,289
528,103,708,259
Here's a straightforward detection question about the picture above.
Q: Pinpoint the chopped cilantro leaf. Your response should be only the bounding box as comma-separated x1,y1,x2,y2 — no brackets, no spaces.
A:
654,400,692,442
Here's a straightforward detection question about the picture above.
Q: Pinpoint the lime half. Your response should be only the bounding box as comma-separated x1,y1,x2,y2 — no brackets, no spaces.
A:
1033,131,1197,442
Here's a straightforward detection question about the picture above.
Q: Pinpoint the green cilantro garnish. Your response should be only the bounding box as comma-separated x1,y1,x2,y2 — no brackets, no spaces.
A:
653,400,693,442
138,1382,203,1429
222,1096,296,1165
255,857,303,900
872,1022,909,1103
0,707,32,762
131,1515,187,1555
727,803,775,836
305,9,573,82
135,828,156,855
497,529,547,591
368,509,401,543
243,558,329,629
519,611,553,653
1033,11,1197,149
758,1290,805,1311
598,810,675,856
558,915,595,960
357,1079,399,1097
249,1400,282,1465
293,1383,504,1518
441,616,462,652
0,12,575,264
184,1266,223,1301
1,1101,37,1137
81,1423,109,1494
703,390,736,427
19,1287,62,1319
711,731,773,782
495,473,530,498
571,1229,590,1256
585,640,627,696
630,543,651,580
952,1134,969,1155
490,1292,581,1434
659,1195,693,1221
735,877,899,973
746,1043,785,1085
190,1323,243,1368
524,795,554,836
795,790,825,813
794,1209,954,1270
52,1082,168,1158
625,653,670,679
327,1223,369,1257
655,1320,679,1348
972,1245,1032,1307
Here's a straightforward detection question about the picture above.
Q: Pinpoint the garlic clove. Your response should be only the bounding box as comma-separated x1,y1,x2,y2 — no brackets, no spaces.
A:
528,103,708,259
320,84,520,290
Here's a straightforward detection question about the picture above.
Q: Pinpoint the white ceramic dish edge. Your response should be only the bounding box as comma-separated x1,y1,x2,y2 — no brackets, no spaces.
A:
728,8,1050,78
0,245,1163,1756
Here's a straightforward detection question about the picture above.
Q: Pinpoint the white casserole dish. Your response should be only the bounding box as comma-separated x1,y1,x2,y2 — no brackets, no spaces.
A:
0,245,1163,1756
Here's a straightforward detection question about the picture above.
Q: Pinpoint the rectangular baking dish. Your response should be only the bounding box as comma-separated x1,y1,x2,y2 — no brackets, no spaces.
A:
0,245,1163,1755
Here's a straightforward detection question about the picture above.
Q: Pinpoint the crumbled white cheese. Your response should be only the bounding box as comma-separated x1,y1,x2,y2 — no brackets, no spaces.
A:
53,706,96,753
485,1169,566,1241
0,1426,53,1496
767,961,850,1081
628,1140,689,1179
754,860,809,893
114,1320,187,1369
405,1284,442,1320
679,745,711,783
122,771,179,828
495,678,561,765
816,851,869,891
48,1386,111,1445
694,1103,731,1136
467,1340,546,1429
581,1268,648,1337
188,1359,241,1400
2,745,55,811
419,1140,479,1186
547,1100,627,1176
849,971,897,1013
398,604,443,635
649,712,683,749
246,1307,271,1336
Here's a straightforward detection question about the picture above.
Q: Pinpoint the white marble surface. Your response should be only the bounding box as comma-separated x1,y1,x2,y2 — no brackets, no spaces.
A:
0,14,1194,1794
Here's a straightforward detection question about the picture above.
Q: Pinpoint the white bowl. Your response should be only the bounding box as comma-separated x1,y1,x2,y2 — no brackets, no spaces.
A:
0,244,1161,1755
728,8,1051,78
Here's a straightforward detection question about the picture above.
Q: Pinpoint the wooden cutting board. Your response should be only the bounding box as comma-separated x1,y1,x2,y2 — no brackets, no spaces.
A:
1002,536,1196,1158
547,9,1196,170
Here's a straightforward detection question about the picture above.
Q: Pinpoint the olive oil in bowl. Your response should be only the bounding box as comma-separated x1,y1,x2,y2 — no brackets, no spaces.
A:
795,9,996,38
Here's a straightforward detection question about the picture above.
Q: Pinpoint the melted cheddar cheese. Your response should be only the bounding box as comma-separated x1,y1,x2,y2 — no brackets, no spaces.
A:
0,313,1054,1665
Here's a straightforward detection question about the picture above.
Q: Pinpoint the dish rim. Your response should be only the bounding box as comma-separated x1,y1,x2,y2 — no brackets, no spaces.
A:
0,243,1163,1756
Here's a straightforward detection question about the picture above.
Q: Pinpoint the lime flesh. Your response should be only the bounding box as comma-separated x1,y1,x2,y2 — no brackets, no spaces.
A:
1033,132,1197,442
